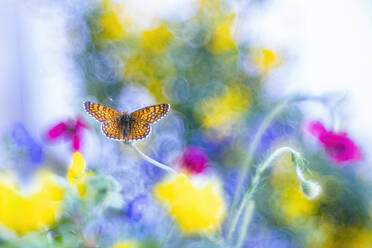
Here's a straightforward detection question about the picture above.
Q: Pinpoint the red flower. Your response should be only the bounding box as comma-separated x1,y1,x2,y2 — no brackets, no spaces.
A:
46,117,88,151
178,146,208,174
306,121,361,164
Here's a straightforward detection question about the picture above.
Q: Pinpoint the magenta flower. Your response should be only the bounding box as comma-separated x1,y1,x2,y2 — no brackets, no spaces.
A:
46,117,88,151
306,121,361,164
178,146,208,174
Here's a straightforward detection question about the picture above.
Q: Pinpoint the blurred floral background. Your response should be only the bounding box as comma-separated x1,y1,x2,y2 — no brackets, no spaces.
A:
0,0,371,247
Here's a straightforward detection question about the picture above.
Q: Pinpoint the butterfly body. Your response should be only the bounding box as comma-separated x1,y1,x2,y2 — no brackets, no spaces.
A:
118,113,136,138
84,101,170,141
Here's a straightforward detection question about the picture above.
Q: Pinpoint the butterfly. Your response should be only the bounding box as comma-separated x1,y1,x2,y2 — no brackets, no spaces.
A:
84,101,170,141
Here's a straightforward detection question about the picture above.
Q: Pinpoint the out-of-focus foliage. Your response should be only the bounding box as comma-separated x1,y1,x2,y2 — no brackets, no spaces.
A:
79,0,263,141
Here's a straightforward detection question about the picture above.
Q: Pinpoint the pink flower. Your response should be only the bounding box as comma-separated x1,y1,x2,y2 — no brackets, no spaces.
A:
178,146,208,174
46,117,88,151
306,121,361,164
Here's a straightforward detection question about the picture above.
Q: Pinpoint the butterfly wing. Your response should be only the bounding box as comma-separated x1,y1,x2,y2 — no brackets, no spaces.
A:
84,101,124,140
130,104,170,124
102,118,150,141
101,119,125,140
126,120,151,141
84,101,121,122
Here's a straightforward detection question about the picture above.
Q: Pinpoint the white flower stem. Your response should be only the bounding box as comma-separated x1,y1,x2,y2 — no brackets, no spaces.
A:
235,199,255,248
161,222,176,247
130,142,177,174
228,146,301,244
230,94,330,215
329,93,347,132
230,98,292,213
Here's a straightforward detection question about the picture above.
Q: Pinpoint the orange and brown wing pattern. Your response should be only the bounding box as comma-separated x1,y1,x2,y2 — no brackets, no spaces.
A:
84,101,121,122
130,104,170,124
126,120,151,141
101,119,124,140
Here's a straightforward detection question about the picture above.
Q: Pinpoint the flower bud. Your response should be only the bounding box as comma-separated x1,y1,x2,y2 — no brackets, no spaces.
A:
296,166,321,199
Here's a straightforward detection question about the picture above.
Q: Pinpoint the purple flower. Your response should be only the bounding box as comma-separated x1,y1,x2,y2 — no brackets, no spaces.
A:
178,146,208,174
306,121,362,164
126,194,165,233
46,116,88,152
11,123,43,164
127,194,149,221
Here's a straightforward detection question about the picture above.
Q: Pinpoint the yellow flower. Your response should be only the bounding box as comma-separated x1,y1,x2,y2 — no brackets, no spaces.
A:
251,47,283,74
0,170,65,235
197,0,222,9
100,11,124,40
345,228,372,248
99,0,132,40
141,25,172,53
67,152,93,197
112,240,138,248
207,14,236,54
197,86,251,130
124,54,154,83
154,173,226,235
124,53,174,101
279,185,317,221
306,221,335,248
307,224,372,248
147,78,170,102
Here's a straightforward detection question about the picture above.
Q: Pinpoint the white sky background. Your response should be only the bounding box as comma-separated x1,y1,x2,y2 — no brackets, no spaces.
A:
0,0,371,176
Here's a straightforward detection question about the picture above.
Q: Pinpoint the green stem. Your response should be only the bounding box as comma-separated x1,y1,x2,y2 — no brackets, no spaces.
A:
230,98,290,215
130,142,177,174
235,200,255,248
226,94,333,245
329,93,346,132
230,95,325,214
228,146,301,243
161,223,176,247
